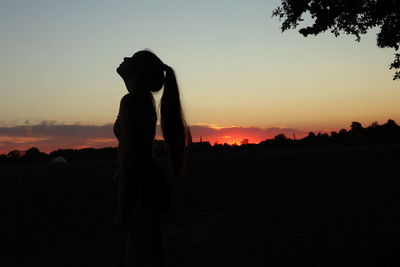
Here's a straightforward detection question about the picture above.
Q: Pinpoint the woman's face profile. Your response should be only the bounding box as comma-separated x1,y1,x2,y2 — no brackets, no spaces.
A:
117,56,137,78
117,51,165,93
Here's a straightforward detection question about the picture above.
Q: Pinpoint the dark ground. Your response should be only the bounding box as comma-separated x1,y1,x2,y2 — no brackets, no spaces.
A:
2,144,400,266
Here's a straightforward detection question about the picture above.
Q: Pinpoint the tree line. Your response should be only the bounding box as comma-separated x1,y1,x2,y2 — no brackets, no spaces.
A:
1,119,399,164
0,147,118,165
259,119,400,148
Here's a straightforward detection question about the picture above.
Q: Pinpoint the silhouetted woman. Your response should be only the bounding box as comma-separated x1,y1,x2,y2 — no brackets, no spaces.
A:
114,50,187,267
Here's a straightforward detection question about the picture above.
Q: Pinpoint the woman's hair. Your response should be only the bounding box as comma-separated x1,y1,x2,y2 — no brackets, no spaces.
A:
160,64,187,182
126,50,187,182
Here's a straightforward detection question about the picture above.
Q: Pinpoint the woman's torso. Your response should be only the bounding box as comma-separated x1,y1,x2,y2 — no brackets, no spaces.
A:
115,93,170,212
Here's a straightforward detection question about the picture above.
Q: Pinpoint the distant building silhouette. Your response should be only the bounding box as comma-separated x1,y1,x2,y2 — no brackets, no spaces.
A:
188,139,212,153
51,156,67,163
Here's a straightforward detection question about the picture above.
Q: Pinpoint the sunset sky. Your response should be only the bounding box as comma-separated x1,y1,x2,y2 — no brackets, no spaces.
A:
1,0,399,153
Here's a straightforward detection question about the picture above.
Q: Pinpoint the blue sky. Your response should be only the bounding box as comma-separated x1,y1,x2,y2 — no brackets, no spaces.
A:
0,0,399,151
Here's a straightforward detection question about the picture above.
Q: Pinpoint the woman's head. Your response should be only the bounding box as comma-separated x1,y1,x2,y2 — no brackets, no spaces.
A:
117,50,165,93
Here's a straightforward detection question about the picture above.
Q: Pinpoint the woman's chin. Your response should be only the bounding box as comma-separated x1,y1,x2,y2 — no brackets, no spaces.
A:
116,66,123,75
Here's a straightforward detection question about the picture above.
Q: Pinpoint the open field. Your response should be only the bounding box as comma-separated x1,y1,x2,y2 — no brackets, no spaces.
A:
2,144,400,266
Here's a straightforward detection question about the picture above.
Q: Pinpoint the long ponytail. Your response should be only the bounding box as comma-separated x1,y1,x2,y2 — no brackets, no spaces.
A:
161,65,187,183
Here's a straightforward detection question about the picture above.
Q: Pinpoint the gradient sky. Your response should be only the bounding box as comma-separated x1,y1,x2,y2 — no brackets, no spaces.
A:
0,0,399,152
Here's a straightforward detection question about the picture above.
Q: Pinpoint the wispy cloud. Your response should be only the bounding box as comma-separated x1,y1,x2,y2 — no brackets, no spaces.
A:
0,121,308,153
0,121,116,153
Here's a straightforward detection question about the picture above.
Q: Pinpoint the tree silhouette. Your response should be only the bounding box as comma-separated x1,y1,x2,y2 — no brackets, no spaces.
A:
273,0,400,80
7,149,22,159
24,147,48,162
350,121,364,132
386,119,398,128
274,133,287,141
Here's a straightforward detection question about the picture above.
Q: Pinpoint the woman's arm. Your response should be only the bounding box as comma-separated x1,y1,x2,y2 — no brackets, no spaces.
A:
115,93,153,227
115,95,139,228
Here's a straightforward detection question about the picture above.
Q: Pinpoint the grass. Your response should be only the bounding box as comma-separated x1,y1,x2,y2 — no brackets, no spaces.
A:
2,144,400,266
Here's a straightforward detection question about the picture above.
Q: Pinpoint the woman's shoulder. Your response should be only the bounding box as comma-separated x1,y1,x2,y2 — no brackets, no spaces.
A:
120,92,151,105
120,93,134,106
119,93,156,119
119,93,142,110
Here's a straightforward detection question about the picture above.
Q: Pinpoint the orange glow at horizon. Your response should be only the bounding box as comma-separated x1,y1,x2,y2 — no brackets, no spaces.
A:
214,135,257,145
186,127,309,145
0,122,338,154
